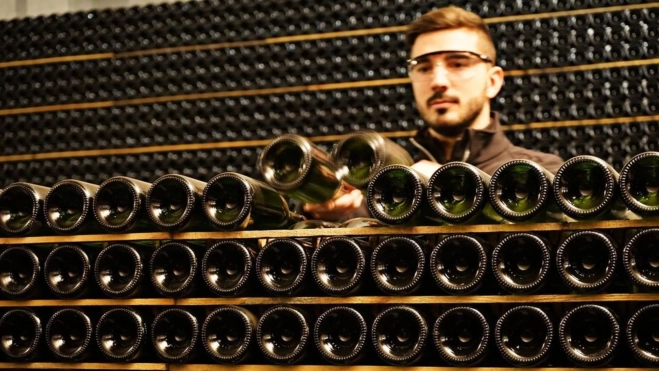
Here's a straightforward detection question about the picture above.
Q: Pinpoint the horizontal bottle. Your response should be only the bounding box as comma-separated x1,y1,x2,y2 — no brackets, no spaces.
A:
258,134,344,204
331,130,413,189
495,305,554,367
619,151,659,217
201,240,255,297
491,233,552,294
0,246,42,299
256,305,311,365
558,304,620,367
626,304,659,367
93,176,155,233
370,236,427,295
46,308,94,362
429,234,489,295
432,306,490,366
371,305,428,366
255,238,310,296
96,307,148,362
201,306,257,364
0,182,50,236
151,308,199,363
622,228,659,292
311,236,368,296
43,179,100,234
149,241,199,297
43,245,93,299
94,243,145,298
145,174,208,231
0,308,42,361
202,172,305,230
314,306,368,365
556,231,618,293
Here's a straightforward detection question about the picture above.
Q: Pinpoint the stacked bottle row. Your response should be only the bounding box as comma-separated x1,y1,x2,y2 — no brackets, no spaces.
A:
0,303,657,366
1,0,649,63
2,8,658,109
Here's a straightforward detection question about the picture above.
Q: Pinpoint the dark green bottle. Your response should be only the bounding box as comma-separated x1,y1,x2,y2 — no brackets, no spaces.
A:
622,228,659,292
146,174,209,231
491,233,552,294
93,176,156,233
258,134,344,204
432,306,490,366
202,172,305,231
331,131,413,189
558,304,620,367
619,151,659,217
427,162,503,224
553,155,631,220
556,231,618,293
0,182,50,236
429,234,489,295
626,304,659,367
43,179,101,234
489,159,569,223
495,305,554,367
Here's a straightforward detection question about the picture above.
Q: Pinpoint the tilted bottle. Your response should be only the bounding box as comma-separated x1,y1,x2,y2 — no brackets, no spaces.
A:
45,308,94,361
256,305,311,364
622,228,659,292
93,176,155,233
94,243,145,298
43,245,93,298
43,179,100,234
149,241,199,297
0,308,42,361
314,306,368,365
201,306,258,364
258,134,345,204
370,236,427,295
371,305,428,365
556,231,618,293
491,233,552,294
626,304,659,367
553,155,631,220
495,305,554,366
145,174,208,231
331,130,414,189
429,234,489,295
0,182,50,236
0,246,42,299
558,304,620,367
619,151,659,217
96,307,148,362
151,308,199,363
432,306,490,366
426,162,503,224
201,240,255,297
202,172,305,230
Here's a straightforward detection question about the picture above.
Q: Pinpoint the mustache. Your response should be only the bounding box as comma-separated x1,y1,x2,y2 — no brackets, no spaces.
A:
427,93,458,107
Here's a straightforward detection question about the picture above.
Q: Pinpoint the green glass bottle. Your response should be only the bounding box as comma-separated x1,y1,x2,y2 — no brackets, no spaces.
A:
556,231,618,293
489,159,568,223
427,162,503,224
43,180,102,234
146,174,209,231
553,155,632,220
202,172,305,231
331,131,414,189
619,151,659,217
93,176,155,233
622,228,659,292
258,134,344,204
0,182,50,236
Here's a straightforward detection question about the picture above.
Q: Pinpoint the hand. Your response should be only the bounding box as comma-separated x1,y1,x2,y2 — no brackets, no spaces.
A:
303,187,364,221
411,159,442,178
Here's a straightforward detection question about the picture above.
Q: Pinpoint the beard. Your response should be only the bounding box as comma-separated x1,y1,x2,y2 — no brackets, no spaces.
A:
419,92,487,137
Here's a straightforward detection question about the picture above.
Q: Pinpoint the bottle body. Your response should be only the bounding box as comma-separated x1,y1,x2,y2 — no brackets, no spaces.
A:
556,231,618,293
43,179,100,234
201,306,257,364
96,307,148,362
430,234,489,295
93,176,154,233
0,182,50,236
256,305,311,364
370,236,427,295
146,174,208,231
371,305,428,365
314,306,368,365
491,233,552,294
558,304,620,367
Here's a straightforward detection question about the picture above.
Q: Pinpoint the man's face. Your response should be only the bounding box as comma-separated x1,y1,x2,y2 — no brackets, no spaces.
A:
409,28,494,137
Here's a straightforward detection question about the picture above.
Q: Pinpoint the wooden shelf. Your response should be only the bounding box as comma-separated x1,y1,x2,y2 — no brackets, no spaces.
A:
169,365,649,371
0,363,166,370
175,293,659,306
0,232,170,245
0,298,174,307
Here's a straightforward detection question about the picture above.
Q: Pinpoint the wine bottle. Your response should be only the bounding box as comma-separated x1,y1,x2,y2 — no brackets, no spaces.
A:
556,231,618,293
432,306,490,366
202,172,304,230
314,306,368,365
429,235,489,295
151,308,199,363
93,176,155,233
338,217,385,228
489,160,568,222
311,237,367,296
371,305,428,365
0,246,41,299
145,174,208,231
495,305,554,366
366,164,430,226
96,307,148,362
371,236,427,295
558,304,620,367
45,308,93,361
553,155,631,220
201,306,257,364
256,306,311,364
201,240,255,297
258,134,344,204
149,241,199,297
623,228,659,292
0,309,42,361
43,179,100,234
0,182,50,236
427,162,503,224
43,245,92,298
331,130,413,189
491,233,552,294
255,238,310,296
619,151,659,217
94,243,145,298
626,304,659,367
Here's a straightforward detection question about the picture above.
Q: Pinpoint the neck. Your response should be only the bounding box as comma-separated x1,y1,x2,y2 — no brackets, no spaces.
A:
429,105,491,161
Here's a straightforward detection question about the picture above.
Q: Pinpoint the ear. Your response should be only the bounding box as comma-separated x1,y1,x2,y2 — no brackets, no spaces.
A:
486,65,504,99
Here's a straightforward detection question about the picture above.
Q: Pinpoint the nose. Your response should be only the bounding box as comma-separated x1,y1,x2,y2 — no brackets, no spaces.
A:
429,65,451,90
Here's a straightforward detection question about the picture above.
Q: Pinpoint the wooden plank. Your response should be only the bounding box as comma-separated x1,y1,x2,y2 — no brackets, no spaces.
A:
0,298,174,307
175,293,659,306
0,53,114,69
0,363,167,370
0,232,170,245
170,365,649,371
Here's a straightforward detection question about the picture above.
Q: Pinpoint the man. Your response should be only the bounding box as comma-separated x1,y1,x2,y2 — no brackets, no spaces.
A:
304,6,564,221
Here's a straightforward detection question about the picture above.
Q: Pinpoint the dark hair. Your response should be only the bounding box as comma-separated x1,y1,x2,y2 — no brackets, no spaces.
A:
405,6,496,62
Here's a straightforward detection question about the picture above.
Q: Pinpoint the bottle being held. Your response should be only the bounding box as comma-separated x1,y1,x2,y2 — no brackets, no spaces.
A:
145,174,208,231
96,307,149,362
46,308,95,362
0,182,50,236
371,305,428,365
619,151,659,218
491,233,552,294
0,308,42,361
151,308,199,363
370,236,428,295
489,159,570,223
331,130,414,189
429,234,490,295
93,176,155,233
314,306,368,365
201,306,258,364
495,305,554,367
202,172,305,231
94,243,146,298
0,246,43,299
558,304,620,367
43,179,101,234
427,162,503,224
256,305,312,365
201,240,256,297
43,245,95,299
626,304,659,367
149,241,201,298
432,306,490,366
622,228,659,292
555,231,618,293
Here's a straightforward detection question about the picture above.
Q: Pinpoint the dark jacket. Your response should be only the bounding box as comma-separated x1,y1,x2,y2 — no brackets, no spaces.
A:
409,111,564,175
